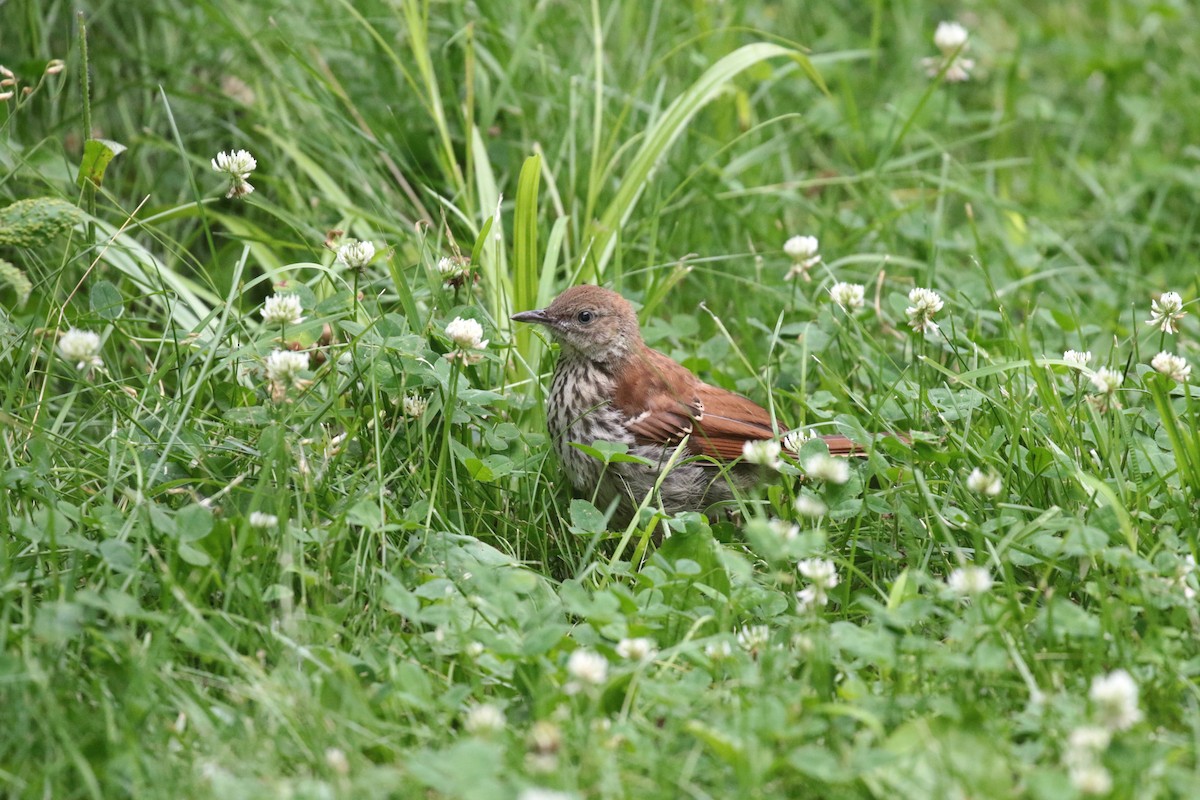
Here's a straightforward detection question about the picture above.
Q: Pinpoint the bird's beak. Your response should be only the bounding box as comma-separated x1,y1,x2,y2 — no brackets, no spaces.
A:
511,309,550,325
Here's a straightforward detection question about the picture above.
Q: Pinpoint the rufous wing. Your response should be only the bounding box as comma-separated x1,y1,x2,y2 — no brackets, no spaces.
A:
612,347,702,446
689,383,780,460
613,345,863,461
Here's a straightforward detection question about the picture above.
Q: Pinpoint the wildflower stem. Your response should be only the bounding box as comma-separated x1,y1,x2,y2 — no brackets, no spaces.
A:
76,13,96,241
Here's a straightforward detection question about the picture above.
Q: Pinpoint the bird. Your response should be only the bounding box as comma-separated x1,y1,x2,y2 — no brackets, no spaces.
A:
512,285,862,522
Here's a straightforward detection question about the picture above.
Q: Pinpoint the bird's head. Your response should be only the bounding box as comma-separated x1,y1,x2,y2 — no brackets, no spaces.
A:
512,285,643,365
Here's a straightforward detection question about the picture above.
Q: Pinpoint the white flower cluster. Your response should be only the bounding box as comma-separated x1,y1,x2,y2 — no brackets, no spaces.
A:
782,427,814,452
1146,290,1186,334
211,149,257,199
1088,367,1123,396
1063,350,1092,369
966,467,1002,497
803,454,850,484
444,317,489,365
463,703,506,735
1061,668,1142,794
796,558,839,611
1151,351,1190,383
1089,669,1142,732
265,349,310,401
248,511,278,529
336,239,376,270
829,281,865,314
736,624,770,654
922,21,975,82
784,235,821,281
58,328,103,371
566,649,608,687
742,439,782,469
794,494,827,517
437,255,470,283
615,637,658,662
1064,725,1113,795
905,287,945,336
402,393,428,418
261,293,304,326
946,566,993,598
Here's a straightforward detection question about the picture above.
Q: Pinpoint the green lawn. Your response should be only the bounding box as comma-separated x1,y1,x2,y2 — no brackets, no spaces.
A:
2,0,1198,797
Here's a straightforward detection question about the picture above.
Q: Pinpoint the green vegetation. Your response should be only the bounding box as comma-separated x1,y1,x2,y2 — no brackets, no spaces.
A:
2,1,1198,797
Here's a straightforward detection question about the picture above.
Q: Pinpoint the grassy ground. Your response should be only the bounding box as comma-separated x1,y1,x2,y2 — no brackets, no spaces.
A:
2,0,1199,797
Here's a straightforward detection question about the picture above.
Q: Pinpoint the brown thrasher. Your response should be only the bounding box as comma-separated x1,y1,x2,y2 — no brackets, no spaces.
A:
513,285,859,521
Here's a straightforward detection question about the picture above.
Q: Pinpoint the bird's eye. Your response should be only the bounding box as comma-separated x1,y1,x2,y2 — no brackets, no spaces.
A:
577,310,595,324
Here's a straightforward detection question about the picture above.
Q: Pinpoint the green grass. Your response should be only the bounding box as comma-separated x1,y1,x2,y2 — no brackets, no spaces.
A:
2,0,1199,797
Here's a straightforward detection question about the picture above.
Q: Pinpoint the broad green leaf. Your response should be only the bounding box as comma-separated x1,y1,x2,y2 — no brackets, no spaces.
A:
176,503,214,542
569,499,608,534
89,279,124,320
177,542,211,567
76,138,126,187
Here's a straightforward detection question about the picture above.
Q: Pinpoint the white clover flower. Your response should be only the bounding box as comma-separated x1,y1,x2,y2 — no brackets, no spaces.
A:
1088,367,1123,395
784,235,820,263
794,494,828,518
248,511,278,529
444,316,489,365
784,235,821,281
1068,726,1113,755
615,637,658,662
782,427,814,452
829,281,865,314
324,747,349,776
445,317,485,349
795,586,823,612
769,519,800,541
905,287,945,335
933,21,969,53
265,349,309,387
463,703,506,735
742,439,782,469
1089,669,1143,731
58,327,103,370
966,467,1002,497
464,641,485,658
261,293,304,326
946,566,993,597
566,649,608,685
336,239,376,270
518,790,576,800
437,255,470,282
1151,351,1190,383
803,454,850,484
798,558,839,589
211,149,257,199
212,149,256,178
704,639,733,661
528,720,560,750
796,558,839,608
1063,350,1092,369
402,393,429,418
1069,764,1113,796
923,22,975,82
1146,291,1186,334
736,624,770,652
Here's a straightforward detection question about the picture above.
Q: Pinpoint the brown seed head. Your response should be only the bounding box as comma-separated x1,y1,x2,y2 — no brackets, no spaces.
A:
512,285,643,365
